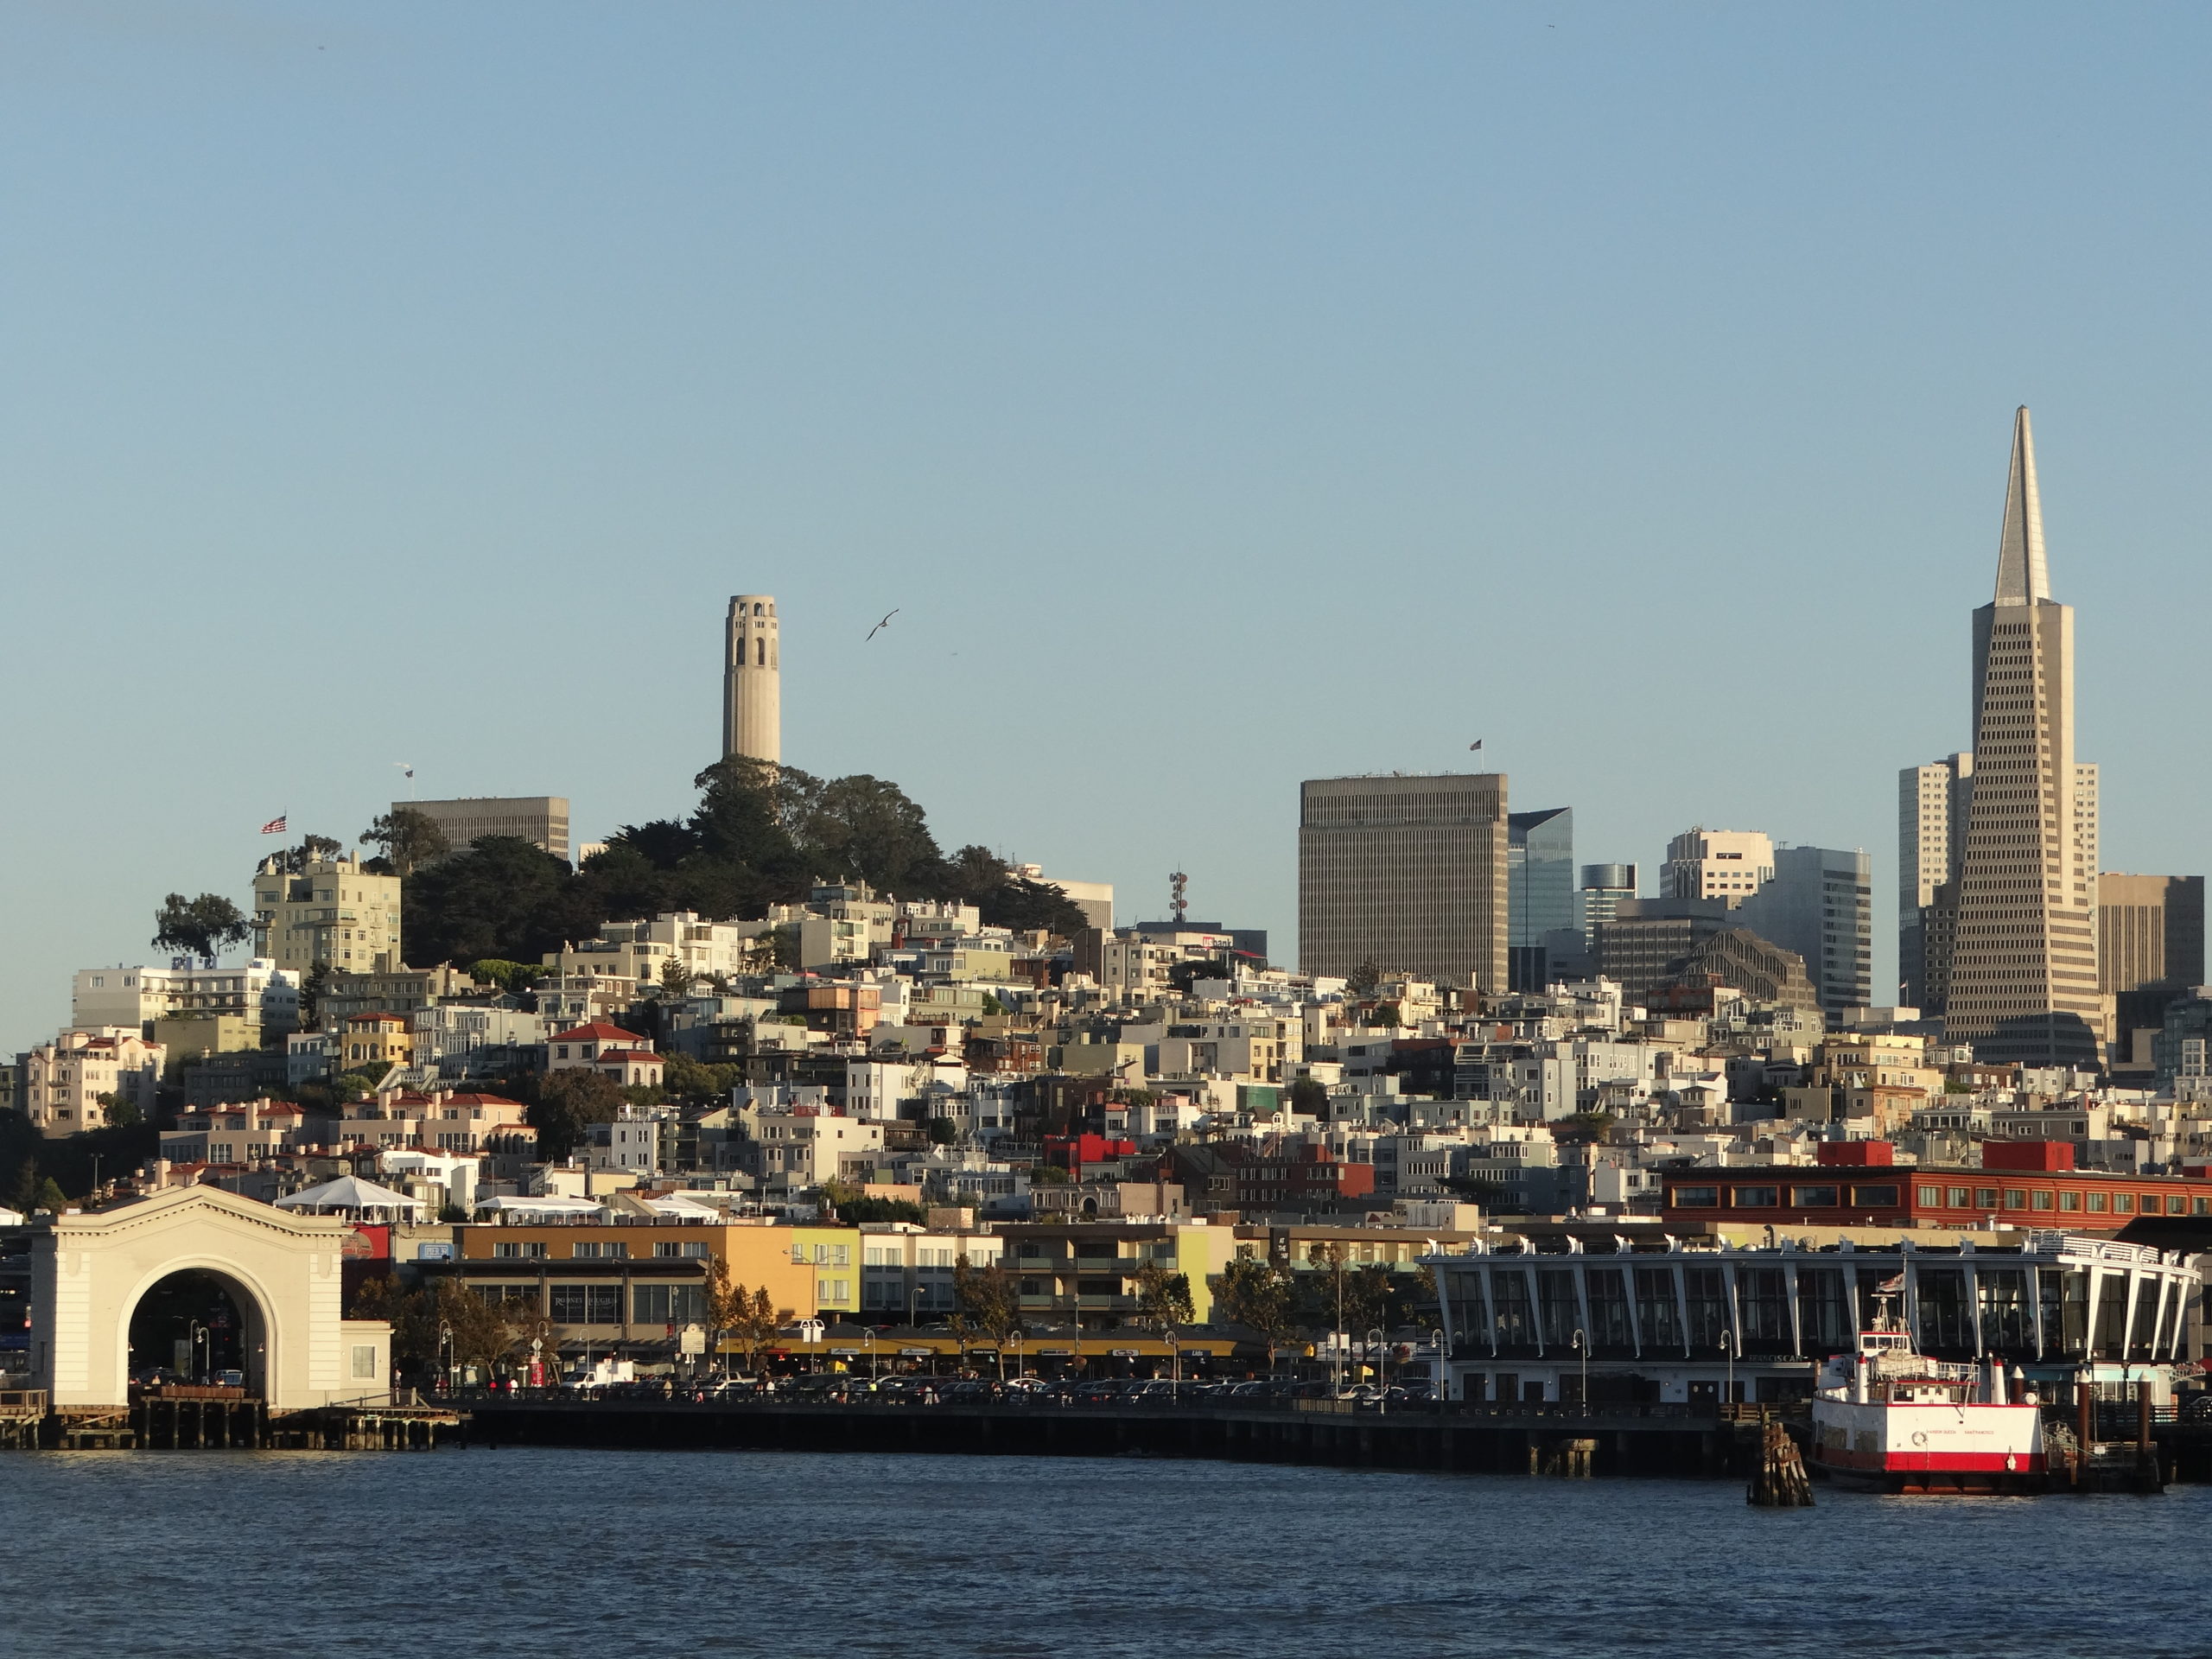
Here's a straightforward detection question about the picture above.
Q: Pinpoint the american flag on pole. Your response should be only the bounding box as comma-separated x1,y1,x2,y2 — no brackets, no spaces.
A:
260,815,288,835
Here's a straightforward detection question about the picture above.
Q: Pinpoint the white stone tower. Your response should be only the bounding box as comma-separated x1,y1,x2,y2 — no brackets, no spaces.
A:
723,594,781,765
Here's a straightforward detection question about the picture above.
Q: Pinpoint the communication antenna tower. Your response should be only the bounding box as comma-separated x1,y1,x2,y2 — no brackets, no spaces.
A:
1170,870,1188,925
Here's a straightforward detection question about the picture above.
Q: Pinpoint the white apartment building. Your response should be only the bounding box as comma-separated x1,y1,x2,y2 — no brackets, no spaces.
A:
543,911,772,989
1662,829,1776,903
410,1004,548,1070
739,1110,886,1189
72,959,300,1038
845,1058,969,1121
22,1028,164,1137
252,852,402,972
1154,1017,1299,1083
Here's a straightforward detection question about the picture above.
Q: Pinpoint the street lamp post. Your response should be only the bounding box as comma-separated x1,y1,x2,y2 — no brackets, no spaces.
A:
1432,1326,1449,1406
189,1320,209,1384
1165,1330,1180,1403
1720,1326,1738,1409
1570,1329,1587,1413
864,1329,878,1384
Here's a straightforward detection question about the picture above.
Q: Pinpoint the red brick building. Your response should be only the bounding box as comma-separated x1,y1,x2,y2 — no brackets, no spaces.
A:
1661,1141,2212,1233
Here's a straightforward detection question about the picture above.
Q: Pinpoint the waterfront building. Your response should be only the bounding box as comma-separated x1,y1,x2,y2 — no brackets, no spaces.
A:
403,796,571,864
1298,772,1509,993
1423,1230,2198,1406
1657,1144,2212,1234
1944,408,2103,1065
722,593,781,765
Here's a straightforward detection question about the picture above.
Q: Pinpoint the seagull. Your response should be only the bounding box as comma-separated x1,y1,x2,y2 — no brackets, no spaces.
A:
867,608,899,641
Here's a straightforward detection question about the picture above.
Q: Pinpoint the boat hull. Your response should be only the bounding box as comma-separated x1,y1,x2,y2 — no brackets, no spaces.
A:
1809,1397,2048,1495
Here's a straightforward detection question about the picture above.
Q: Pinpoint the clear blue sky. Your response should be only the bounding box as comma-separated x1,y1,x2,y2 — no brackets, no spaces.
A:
5,2,2209,1052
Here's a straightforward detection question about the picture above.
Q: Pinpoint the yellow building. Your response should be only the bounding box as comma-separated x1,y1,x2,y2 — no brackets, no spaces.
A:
449,1220,862,1340
338,1012,415,1073
251,850,403,972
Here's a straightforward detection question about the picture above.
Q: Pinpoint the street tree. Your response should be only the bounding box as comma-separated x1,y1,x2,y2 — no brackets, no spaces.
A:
952,1255,1023,1378
1213,1254,1297,1374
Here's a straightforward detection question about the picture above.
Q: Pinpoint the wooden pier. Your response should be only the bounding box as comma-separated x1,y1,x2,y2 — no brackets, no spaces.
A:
461,1397,1796,1480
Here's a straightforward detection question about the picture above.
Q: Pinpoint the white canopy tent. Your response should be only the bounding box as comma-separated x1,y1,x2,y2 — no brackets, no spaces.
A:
474,1195,610,1223
274,1175,429,1221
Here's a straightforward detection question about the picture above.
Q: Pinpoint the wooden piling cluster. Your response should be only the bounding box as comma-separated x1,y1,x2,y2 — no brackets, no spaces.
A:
1747,1421,1815,1507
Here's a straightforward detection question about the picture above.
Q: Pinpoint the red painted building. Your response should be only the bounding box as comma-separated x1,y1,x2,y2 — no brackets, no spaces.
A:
1662,1141,2212,1232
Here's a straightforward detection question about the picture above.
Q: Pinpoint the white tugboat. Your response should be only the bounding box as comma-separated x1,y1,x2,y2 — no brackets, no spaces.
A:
1808,1291,2048,1495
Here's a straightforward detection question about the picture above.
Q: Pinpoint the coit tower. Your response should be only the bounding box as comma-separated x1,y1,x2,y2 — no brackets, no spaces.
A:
723,594,781,764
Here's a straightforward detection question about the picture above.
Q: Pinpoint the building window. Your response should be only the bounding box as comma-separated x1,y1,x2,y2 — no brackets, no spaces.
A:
352,1344,379,1380
550,1285,621,1324
1793,1185,1840,1207
1851,1186,1899,1208
1730,1186,1779,1209
632,1284,707,1325
1915,1185,1942,1207
1948,1186,1972,1207
2003,1189,2029,1210
493,1241,548,1260
2086,1192,2107,1213
2114,1193,2135,1214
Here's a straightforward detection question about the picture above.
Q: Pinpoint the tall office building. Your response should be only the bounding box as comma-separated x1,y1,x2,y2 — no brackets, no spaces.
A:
1573,863,1638,938
2099,874,2206,1046
404,797,571,864
1662,829,1776,902
1943,408,2104,1065
1736,846,1874,1017
1898,753,1973,1009
1506,808,1573,991
1298,772,1508,993
723,594,782,765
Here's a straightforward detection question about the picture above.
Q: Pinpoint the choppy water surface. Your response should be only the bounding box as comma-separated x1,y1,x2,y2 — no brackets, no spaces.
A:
4,1448,2203,1658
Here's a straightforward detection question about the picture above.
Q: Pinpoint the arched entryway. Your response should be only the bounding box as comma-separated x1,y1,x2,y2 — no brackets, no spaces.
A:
31,1185,391,1409
126,1268,270,1390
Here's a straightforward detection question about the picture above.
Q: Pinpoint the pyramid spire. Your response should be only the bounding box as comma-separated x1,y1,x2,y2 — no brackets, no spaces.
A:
1993,404,2050,604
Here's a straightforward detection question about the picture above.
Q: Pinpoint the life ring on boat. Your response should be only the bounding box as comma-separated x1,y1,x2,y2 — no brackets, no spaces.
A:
2005,1453,2018,1471
1910,1431,1929,1447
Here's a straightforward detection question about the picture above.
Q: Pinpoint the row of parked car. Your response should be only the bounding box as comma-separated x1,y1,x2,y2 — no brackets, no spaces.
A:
579,1373,1441,1411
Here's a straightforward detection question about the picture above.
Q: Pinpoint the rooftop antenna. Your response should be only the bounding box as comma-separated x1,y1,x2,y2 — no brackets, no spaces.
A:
1170,870,1188,925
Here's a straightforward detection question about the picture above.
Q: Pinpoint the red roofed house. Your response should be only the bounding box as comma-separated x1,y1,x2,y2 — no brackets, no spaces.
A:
550,1023,664,1089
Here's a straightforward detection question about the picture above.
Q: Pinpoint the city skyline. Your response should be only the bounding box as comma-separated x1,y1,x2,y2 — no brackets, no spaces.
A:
11,9,2212,1052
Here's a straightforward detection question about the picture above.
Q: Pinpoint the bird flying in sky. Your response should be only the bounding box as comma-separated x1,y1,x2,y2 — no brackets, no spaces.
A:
867,608,899,641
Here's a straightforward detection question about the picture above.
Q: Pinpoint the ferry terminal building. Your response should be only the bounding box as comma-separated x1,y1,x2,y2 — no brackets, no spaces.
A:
1421,1230,2201,1409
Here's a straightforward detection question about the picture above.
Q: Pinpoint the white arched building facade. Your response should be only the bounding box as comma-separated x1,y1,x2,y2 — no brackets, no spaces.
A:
28,1186,391,1410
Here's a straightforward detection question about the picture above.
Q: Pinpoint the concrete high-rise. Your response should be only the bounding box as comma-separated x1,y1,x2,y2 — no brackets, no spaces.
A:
1573,863,1638,938
1943,408,2103,1065
1298,772,1508,993
723,594,782,765
404,797,570,864
1736,845,1873,1017
1898,753,1973,1010
1662,829,1775,903
2099,874,2206,1047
